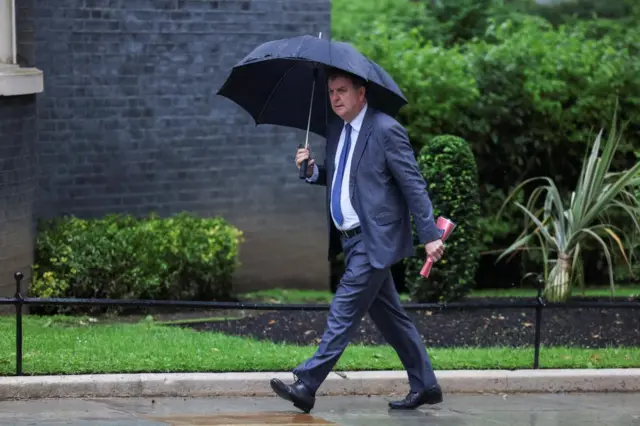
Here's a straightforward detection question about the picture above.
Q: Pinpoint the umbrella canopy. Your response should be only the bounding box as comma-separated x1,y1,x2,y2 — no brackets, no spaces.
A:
217,35,407,138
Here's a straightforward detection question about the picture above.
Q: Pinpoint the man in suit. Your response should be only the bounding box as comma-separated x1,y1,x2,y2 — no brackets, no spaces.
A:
269,67,445,413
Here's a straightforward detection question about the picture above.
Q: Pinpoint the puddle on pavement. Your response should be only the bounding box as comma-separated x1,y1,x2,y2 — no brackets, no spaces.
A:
145,412,335,425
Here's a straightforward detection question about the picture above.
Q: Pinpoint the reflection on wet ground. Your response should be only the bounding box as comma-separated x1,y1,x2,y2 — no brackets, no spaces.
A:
1,393,639,425
146,412,335,425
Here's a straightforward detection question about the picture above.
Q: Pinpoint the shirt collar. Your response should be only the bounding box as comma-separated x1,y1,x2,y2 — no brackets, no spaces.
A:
346,103,367,132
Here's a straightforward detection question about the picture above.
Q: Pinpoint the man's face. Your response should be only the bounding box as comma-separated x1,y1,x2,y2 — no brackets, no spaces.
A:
327,75,365,122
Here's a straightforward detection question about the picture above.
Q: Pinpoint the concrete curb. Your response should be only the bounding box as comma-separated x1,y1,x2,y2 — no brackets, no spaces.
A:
1,369,640,400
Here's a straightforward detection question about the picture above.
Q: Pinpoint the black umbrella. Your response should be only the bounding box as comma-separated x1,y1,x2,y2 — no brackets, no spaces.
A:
216,34,408,178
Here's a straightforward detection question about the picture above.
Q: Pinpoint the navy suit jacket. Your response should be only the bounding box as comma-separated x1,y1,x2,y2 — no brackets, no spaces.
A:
310,105,442,269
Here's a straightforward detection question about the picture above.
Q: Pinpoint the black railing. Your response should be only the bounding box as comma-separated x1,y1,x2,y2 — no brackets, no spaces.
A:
1,271,639,376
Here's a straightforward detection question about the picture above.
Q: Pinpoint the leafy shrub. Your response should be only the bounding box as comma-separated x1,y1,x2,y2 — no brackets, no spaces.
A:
31,212,244,313
463,17,640,266
464,16,638,182
331,0,441,44
614,150,640,284
496,112,640,301
350,24,480,152
333,0,640,52
404,135,482,302
523,0,639,28
344,12,640,286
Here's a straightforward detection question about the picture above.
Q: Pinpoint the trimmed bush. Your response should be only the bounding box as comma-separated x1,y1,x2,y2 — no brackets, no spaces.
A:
31,212,244,313
404,135,481,302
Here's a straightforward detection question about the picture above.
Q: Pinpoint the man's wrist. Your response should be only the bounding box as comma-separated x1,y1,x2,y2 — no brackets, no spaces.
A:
305,163,319,182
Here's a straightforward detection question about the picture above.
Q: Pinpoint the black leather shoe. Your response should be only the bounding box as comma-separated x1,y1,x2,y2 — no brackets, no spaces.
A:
388,384,443,410
270,378,316,413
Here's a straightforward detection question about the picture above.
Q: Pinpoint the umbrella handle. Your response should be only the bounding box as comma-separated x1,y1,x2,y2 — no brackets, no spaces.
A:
299,159,309,179
298,144,309,179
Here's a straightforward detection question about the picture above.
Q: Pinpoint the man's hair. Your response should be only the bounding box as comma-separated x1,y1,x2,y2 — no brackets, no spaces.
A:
325,67,366,90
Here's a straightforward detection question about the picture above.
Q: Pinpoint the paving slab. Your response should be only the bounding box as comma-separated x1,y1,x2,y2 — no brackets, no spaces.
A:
1,394,640,426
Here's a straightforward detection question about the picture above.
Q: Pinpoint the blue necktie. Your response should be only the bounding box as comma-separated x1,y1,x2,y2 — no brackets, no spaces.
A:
331,123,352,226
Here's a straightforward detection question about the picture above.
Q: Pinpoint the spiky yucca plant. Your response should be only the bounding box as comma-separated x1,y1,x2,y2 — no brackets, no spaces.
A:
497,111,640,302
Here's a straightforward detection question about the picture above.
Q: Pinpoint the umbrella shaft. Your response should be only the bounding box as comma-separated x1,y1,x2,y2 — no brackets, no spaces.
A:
304,75,316,149
299,67,317,180
304,31,322,149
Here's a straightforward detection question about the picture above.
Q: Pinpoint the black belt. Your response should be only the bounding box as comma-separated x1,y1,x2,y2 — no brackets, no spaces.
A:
339,226,362,238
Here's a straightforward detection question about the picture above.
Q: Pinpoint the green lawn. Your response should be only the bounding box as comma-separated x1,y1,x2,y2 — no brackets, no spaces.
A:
240,286,640,304
0,315,638,376
239,288,413,304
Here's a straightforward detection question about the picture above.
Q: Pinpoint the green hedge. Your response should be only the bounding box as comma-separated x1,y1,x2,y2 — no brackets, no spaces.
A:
332,0,640,48
404,135,482,302
340,12,640,285
31,212,244,313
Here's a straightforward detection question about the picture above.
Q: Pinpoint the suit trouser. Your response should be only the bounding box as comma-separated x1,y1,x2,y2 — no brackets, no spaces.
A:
292,232,438,393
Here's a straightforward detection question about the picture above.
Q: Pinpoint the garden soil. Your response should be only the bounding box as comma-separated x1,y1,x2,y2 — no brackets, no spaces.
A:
178,297,640,348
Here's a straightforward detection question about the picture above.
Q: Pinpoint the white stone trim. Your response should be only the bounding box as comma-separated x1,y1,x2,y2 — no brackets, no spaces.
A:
0,64,43,96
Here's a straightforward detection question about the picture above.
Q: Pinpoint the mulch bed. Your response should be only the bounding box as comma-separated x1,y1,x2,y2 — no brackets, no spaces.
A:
180,297,640,348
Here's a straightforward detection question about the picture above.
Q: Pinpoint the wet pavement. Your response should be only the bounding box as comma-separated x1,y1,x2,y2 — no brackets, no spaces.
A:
0,393,639,425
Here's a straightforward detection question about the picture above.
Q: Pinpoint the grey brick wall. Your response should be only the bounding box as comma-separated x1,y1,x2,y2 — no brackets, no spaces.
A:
0,0,38,301
0,95,37,300
33,0,332,292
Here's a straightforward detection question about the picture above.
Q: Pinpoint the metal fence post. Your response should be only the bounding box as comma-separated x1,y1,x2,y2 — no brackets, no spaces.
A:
533,276,546,369
14,271,24,376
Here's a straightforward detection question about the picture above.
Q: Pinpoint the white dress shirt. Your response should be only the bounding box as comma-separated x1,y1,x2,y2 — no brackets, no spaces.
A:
307,104,367,231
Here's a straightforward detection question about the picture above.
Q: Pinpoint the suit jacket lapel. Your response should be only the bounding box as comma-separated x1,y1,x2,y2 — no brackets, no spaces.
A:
348,108,373,198
326,120,341,185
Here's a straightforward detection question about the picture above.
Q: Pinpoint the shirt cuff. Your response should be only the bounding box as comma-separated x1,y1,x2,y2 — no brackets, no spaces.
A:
305,163,319,182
